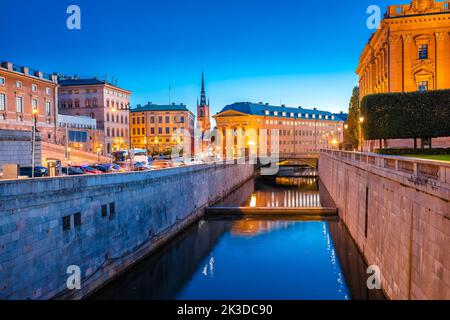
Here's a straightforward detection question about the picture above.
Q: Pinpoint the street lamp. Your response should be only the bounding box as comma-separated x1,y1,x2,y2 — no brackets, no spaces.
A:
31,108,38,178
67,147,71,165
359,116,364,153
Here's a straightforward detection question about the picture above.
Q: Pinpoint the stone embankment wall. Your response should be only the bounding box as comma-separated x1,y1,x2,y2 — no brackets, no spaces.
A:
320,150,449,300
0,163,254,299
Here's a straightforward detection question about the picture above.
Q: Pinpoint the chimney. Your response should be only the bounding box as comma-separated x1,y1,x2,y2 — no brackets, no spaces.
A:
34,71,43,79
2,62,13,71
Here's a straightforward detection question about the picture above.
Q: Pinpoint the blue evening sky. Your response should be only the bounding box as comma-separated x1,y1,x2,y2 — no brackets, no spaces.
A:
0,0,393,118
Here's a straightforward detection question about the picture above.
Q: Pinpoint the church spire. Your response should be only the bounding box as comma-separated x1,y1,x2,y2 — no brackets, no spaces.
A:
200,71,207,106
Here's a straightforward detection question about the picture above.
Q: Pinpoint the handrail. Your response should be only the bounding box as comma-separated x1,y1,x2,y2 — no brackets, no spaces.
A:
320,149,450,184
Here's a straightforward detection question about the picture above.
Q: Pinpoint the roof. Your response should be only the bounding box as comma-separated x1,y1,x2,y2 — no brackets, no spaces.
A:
58,77,131,93
216,102,347,122
131,103,193,114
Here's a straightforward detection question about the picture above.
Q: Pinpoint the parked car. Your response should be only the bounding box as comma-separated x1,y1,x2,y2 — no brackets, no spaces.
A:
75,165,103,174
93,163,122,173
133,162,151,171
62,166,85,176
19,166,48,178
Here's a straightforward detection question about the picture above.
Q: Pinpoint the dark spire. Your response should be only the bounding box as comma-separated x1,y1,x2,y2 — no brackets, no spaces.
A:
200,71,207,106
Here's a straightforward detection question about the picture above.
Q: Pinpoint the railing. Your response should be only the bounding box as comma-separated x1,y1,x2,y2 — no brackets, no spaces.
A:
321,149,450,185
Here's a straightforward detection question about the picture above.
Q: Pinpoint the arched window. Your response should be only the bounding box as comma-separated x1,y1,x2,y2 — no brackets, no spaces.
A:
120,103,124,110
75,99,80,108
85,99,91,107
106,113,110,122
121,129,124,137
60,100,66,109
106,100,110,108
68,99,73,108
116,114,119,122
112,128,115,137
121,115,124,123
90,112,95,119
93,98,98,107
107,127,110,137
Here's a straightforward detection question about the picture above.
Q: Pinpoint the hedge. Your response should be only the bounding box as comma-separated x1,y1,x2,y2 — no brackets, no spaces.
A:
360,89,450,140
374,148,450,155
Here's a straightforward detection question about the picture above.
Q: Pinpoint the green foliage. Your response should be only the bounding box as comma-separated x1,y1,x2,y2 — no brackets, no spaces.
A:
361,90,450,140
375,148,450,155
346,86,360,149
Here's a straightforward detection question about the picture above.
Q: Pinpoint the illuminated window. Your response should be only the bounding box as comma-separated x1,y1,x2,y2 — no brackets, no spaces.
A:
419,44,428,60
274,111,278,116
265,110,270,115
418,81,428,92
0,94,5,111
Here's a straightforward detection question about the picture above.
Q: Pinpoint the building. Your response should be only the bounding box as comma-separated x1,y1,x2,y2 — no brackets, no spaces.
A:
58,78,131,154
357,0,450,97
0,61,58,142
56,114,104,154
213,102,346,158
197,72,211,133
356,0,450,148
130,102,195,154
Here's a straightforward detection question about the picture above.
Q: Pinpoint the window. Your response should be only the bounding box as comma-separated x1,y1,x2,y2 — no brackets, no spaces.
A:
165,127,170,134
74,212,82,226
62,216,71,231
75,99,80,108
16,96,24,113
265,110,270,115
85,99,90,107
137,128,141,135
16,81,22,88
46,87,51,95
150,116,155,123
151,128,155,134
418,81,428,92
419,44,428,60
158,127,162,134
165,116,170,123
45,101,51,116
180,116,185,123
32,84,37,92
109,203,115,220
158,116,163,123
0,77,5,85
0,94,5,111
101,205,108,217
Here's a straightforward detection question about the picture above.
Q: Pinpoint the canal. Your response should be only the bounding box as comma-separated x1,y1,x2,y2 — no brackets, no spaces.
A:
90,170,385,300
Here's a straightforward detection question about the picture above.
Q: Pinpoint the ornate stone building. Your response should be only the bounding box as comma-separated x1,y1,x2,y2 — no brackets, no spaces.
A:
356,0,450,98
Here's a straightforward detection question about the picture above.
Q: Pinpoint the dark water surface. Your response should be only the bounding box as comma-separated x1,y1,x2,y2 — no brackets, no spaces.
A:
90,177,385,300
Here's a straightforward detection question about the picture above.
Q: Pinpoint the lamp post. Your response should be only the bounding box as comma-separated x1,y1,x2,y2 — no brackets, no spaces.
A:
31,108,38,178
67,147,71,165
359,116,364,153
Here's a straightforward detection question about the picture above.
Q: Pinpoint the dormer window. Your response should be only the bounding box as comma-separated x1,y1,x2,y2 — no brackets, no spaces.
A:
305,114,309,118
290,112,294,117
282,112,286,117
265,110,270,116
419,44,428,60
274,111,278,116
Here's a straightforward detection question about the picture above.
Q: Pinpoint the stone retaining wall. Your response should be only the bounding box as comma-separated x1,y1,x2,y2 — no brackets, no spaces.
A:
319,150,449,300
0,163,254,299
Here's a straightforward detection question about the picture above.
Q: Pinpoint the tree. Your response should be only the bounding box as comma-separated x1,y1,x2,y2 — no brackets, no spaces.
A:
346,86,360,149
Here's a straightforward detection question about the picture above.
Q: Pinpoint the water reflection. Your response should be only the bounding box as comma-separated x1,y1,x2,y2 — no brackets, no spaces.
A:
215,176,324,208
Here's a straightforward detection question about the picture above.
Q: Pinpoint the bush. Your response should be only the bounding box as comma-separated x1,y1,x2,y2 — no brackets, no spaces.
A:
360,90,450,140
374,148,450,155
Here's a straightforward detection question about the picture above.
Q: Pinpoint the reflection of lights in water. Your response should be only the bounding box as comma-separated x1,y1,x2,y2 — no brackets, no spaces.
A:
322,222,349,300
249,194,257,208
202,255,215,278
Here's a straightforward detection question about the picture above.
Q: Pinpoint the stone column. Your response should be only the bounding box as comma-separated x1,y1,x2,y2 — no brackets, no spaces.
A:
435,32,449,89
388,34,403,92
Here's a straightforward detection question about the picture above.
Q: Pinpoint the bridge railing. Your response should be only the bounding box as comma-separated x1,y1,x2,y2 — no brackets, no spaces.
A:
320,149,450,185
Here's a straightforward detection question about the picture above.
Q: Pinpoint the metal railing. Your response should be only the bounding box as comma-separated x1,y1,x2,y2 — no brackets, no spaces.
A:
321,149,450,185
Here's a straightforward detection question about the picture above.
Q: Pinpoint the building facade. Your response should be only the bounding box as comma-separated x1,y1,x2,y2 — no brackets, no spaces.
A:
213,102,346,158
58,78,131,155
0,61,58,142
56,114,104,154
356,0,450,98
356,0,450,149
130,103,195,154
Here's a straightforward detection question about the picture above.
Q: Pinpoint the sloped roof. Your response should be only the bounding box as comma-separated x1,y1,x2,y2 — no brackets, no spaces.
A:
217,102,347,122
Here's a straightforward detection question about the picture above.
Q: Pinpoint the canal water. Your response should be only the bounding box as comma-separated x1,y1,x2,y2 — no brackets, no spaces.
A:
90,174,385,300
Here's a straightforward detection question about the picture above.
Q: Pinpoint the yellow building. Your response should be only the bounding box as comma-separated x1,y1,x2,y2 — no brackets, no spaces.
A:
130,103,195,154
213,102,346,158
356,0,450,98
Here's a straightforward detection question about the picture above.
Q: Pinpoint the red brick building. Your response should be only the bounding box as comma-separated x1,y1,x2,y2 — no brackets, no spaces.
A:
0,61,58,142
